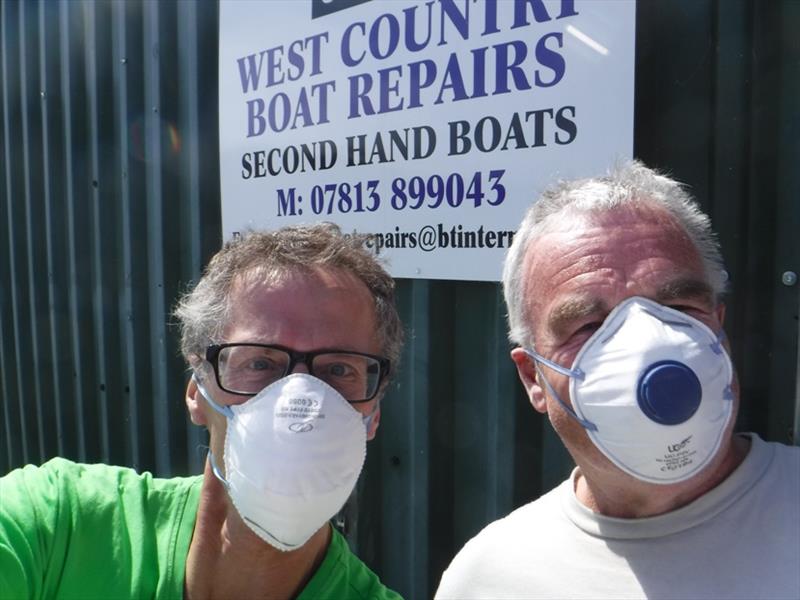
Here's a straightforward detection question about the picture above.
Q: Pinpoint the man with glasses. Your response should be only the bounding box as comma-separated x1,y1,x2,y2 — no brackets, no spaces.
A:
0,224,404,599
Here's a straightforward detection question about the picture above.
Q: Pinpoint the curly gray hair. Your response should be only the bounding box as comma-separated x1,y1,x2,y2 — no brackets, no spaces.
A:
502,160,727,347
174,223,404,376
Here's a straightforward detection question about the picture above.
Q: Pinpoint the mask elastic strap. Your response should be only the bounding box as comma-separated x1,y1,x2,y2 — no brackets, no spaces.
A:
193,375,234,486
522,349,597,432
708,331,735,401
523,348,585,381
207,450,230,490
193,374,235,419
709,329,726,355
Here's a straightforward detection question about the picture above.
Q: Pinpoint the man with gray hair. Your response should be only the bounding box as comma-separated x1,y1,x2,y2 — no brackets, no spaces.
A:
1,224,404,599
436,161,799,599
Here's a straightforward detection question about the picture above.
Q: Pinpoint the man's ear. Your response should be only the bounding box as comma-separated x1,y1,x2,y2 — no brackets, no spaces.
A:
185,375,208,426
510,348,548,414
366,406,381,441
715,301,726,326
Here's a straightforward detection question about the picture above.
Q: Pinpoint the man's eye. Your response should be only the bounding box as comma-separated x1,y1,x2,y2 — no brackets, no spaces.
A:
575,322,601,336
668,304,705,316
326,363,355,378
248,359,278,371
669,304,691,312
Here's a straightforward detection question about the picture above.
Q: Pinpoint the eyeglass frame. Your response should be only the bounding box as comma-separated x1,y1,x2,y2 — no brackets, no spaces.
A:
204,342,391,403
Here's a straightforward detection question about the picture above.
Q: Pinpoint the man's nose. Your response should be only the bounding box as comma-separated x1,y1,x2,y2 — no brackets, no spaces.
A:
289,359,311,375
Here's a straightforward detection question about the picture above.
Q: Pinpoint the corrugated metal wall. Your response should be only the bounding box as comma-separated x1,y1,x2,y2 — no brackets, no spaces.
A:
0,0,221,477
1,1,798,599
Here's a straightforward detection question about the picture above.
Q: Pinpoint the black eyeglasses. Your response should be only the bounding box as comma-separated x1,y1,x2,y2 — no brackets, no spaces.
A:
205,343,390,403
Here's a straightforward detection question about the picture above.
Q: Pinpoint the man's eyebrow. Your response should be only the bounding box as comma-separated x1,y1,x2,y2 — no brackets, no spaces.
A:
654,278,715,305
547,296,607,340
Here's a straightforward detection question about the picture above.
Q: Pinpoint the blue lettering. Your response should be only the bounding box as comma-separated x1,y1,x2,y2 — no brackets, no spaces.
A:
408,60,436,109
348,74,375,118
369,13,400,60
341,22,366,67
237,52,265,93
438,0,470,46
265,47,285,87
403,2,434,52
435,53,468,104
290,88,313,129
246,98,267,137
470,46,488,98
311,81,335,124
494,40,531,93
286,39,305,81
305,32,328,76
481,0,500,36
378,65,404,113
535,33,564,87
268,93,291,132
557,0,579,19
512,0,553,28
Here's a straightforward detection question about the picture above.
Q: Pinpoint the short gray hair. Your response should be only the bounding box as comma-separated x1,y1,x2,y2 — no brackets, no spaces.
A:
502,160,727,347
174,223,404,375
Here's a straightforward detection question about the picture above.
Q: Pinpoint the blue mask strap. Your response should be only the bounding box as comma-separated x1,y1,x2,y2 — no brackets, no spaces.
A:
207,450,230,490
193,374,235,419
522,348,585,381
709,329,727,356
708,331,735,401
522,349,597,432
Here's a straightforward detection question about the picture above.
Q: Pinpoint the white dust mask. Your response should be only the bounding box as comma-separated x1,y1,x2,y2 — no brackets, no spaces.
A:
195,373,371,551
525,296,734,484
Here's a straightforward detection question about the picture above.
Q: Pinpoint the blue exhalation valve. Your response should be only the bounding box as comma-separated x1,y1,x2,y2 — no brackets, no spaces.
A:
637,360,702,425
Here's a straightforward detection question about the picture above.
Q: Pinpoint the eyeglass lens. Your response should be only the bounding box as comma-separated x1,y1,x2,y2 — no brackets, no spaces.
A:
216,345,380,401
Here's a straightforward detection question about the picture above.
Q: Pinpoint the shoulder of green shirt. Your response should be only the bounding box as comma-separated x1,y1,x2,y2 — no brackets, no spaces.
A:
297,528,404,600
2,459,402,599
0,458,202,599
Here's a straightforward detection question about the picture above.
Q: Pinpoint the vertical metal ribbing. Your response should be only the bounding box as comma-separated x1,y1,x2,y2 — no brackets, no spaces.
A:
774,0,800,448
485,285,514,519
0,0,17,471
405,280,430,599
177,0,205,471
111,0,139,470
82,0,110,462
6,1,30,465
20,0,49,463
0,312,10,471
143,1,170,476
59,1,86,461
39,0,65,457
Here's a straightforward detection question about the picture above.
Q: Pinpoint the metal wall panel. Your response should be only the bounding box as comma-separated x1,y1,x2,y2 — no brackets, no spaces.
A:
0,0,221,476
1,2,798,600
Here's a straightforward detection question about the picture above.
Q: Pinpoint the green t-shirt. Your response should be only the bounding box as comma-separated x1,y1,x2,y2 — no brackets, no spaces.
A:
0,458,402,599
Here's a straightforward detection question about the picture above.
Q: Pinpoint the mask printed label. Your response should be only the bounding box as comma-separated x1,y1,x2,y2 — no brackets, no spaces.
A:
276,395,325,427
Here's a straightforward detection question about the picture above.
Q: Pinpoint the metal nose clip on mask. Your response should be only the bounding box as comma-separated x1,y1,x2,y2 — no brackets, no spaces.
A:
194,373,374,551
524,296,734,484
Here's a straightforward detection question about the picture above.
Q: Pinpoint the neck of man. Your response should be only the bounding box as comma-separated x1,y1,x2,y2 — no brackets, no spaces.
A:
573,434,751,519
184,460,331,600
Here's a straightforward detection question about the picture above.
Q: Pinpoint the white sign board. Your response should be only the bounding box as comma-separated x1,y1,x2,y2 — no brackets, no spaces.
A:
219,0,635,281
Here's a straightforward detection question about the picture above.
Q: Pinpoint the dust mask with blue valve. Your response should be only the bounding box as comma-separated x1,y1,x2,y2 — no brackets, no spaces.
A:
524,296,734,484
194,373,374,551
